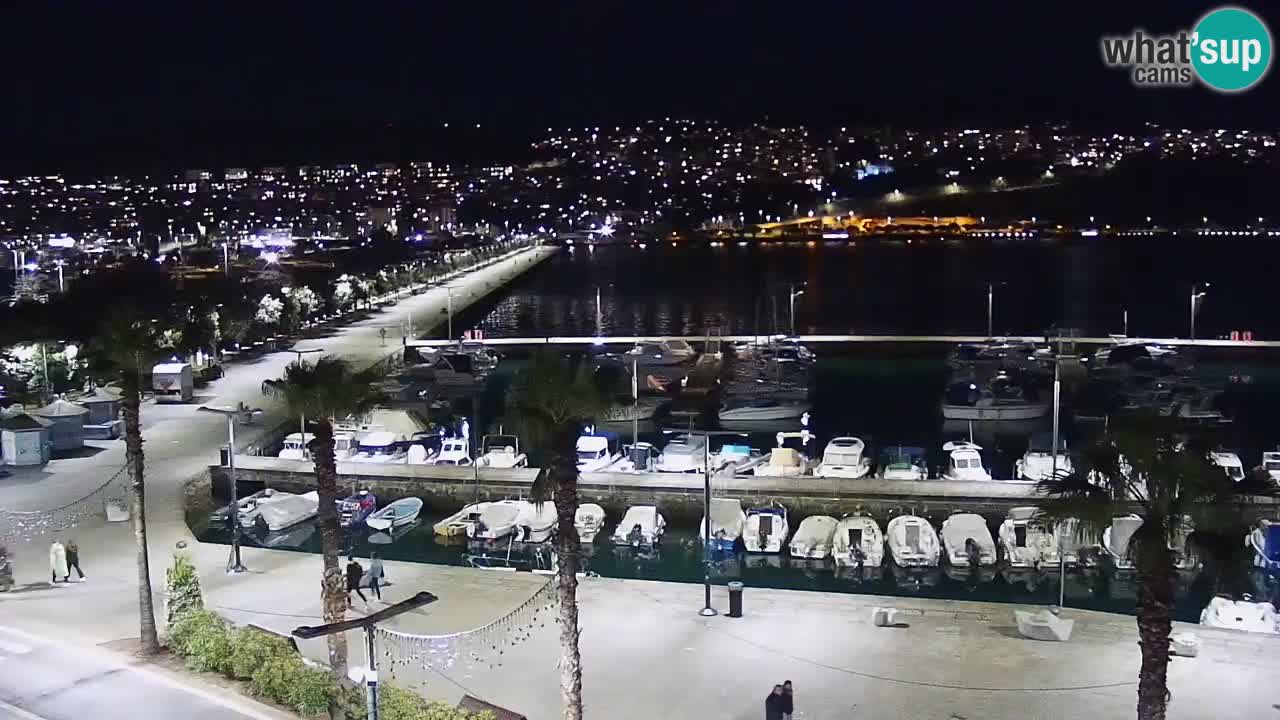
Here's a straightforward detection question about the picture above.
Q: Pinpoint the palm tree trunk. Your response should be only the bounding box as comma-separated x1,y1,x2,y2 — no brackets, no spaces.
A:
551,452,584,720
1135,537,1174,720
121,378,159,655
311,419,349,686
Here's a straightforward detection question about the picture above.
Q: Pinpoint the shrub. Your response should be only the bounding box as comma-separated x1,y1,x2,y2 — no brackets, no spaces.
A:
168,610,223,656
286,664,335,716
250,653,305,705
170,610,233,674
227,627,293,681
165,553,204,627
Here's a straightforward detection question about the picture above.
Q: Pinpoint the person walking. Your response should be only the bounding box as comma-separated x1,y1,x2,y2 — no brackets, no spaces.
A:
765,684,786,720
782,680,794,720
49,540,69,584
346,557,367,609
366,552,385,601
65,540,85,582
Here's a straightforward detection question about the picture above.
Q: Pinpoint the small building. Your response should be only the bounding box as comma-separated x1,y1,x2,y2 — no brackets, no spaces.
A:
1,413,52,466
29,398,90,452
80,386,123,425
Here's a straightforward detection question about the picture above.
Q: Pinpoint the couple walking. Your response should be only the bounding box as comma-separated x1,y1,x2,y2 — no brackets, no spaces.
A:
49,540,85,583
345,552,385,609
765,680,794,720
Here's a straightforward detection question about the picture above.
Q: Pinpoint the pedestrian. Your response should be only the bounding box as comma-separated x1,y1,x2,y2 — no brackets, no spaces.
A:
765,684,786,720
65,539,85,582
782,680,794,720
346,557,367,608
366,552,385,601
49,540,69,583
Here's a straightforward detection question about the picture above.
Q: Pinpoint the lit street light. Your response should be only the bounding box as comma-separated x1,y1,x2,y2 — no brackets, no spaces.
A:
198,403,264,573
1190,283,1209,340
986,281,1006,338
788,283,806,336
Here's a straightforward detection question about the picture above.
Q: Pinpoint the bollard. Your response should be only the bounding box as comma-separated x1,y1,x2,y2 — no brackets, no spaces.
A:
727,581,744,618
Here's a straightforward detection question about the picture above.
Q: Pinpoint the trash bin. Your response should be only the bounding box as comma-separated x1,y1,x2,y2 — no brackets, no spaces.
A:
220,444,231,466
727,581,744,618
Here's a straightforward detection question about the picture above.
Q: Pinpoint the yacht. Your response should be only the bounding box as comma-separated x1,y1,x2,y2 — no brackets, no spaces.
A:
941,441,992,481
832,515,884,568
1104,514,1143,571
476,435,528,468
700,498,746,552
814,436,872,479
877,446,928,481
998,507,1060,569
349,432,407,464
574,503,607,543
940,513,997,568
576,430,621,472
1209,450,1246,482
277,431,357,461
1248,519,1280,574
789,515,838,560
609,442,661,473
426,437,473,466
337,490,377,529
754,431,814,478
1200,596,1279,635
941,374,1048,421
718,396,812,422
612,505,666,547
433,501,490,537
1015,433,1073,481
743,504,788,553
655,433,707,473
885,515,941,568
626,339,697,366
250,491,320,533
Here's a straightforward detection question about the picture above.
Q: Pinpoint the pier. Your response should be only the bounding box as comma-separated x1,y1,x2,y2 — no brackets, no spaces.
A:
406,333,1280,349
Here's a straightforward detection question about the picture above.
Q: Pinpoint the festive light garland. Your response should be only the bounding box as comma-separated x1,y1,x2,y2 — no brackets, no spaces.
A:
0,464,129,544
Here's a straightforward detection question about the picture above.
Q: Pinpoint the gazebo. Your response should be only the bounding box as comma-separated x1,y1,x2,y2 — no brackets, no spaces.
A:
0,413,52,466
80,386,123,425
30,398,90,452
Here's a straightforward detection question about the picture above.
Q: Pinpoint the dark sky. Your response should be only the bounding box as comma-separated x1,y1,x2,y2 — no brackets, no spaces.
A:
2,1,1277,172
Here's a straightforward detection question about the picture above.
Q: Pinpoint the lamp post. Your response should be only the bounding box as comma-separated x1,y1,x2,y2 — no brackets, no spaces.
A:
1190,283,1209,340
199,404,263,573
985,282,1006,338
788,283,806,336
222,241,230,276
55,260,65,293
446,286,454,341
289,349,323,456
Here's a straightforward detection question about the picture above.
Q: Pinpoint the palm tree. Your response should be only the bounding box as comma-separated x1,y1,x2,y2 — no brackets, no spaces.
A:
93,309,161,654
262,356,382,683
1037,412,1274,720
508,352,610,720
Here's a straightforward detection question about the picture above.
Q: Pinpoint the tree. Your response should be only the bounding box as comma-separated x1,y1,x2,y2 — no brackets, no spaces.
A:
261,357,383,697
507,353,610,720
1037,412,1275,720
90,309,162,654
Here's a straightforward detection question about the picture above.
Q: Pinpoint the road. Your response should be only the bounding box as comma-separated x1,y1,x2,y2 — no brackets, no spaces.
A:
0,626,280,720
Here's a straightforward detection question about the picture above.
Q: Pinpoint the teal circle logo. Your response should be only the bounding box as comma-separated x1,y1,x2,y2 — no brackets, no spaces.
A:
1192,6,1272,92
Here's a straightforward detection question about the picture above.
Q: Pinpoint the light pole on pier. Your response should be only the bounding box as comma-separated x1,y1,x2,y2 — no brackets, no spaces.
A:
199,403,264,573
1190,283,1209,340
287,349,324,457
788,283,806,336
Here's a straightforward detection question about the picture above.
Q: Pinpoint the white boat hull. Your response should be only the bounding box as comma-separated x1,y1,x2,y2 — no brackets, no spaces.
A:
719,403,811,422
941,403,1049,421
366,498,424,531
815,462,871,479
1201,597,1279,634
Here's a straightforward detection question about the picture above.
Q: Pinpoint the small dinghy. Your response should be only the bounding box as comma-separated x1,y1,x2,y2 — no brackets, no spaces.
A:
886,515,940,568
789,515,838,560
700,498,746,552
366,497,424,531
433,502,491,537
575,503,606,543
1200,595,1279,634
941,512,997,567
832,515,884,568
612,505,666,547
743,504,788,553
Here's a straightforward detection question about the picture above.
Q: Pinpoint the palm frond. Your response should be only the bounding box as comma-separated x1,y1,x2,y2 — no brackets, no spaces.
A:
261,355,384,423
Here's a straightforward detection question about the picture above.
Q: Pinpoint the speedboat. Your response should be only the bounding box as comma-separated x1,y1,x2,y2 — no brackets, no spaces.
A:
212,488,280,526
998,507,1060,569
1264,450,1280,486
576,430,621,472
467,500,558,543
789,515,838,560
337,490,377,528
878,446,928,481
427,437,473,466
700,498,746,552
1248,519,1280,574
626,339,697,366
719,396,812,422
655,433,707,473
1200,596,1279,634
476,435,528,468
710,444,765,474
1092,342,1185,374
815,436,872,479
1104,514,1143,571
1015,433,1073,481
611,505,666,547
366,497,424,531
940,513,997,568
941,374,1048,421
433,502,490,537
886,515,941,567
754,431,814,478
832,515,884,568
349,432,407,464
1209,450,1246,482
941,441,992,481
743,504,788,553
574,503,606,543
277,431,358,461
251,491,320,533
609,442,660,473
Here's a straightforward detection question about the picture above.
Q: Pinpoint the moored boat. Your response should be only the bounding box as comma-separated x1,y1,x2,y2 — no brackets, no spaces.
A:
700,498,746,553
815,436,872,479
611,505,666,547
743,504,788,553
575,503,607,543
832,514,884,568
998,507,1060,569
788,515,838,560
433,502,491,537
886,514,940,568
366,497,424,531
940,512,997,568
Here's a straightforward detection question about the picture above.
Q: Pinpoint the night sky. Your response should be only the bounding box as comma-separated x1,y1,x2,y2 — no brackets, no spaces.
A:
2,2,1276,172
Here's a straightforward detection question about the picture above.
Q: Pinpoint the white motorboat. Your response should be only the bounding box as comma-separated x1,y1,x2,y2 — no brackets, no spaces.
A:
941,441,992,481
815,436,872,479
1264,450,1280,486
1209,450,1245,482
789,515,838,560
941,375,1048,421
466,500,557,543
1248,519,1280,573
366,497,424,531
940,513,997,567
743,504,788,553
576,431,621,473
655,433,707,473
337,490,378,528
1200,596,1279,634
878,446,928,481
886,515,941,567
512,501,559,542
278,431,356,461
753,431,814,478
427,437,473,466
710,444,765,474
611,505,666,547
609,442,661,473
251,491,320,533
998,507,1060,569
349,431,407,464
454,340,501,372
476,435,528,468
1104,514,1143,570
1015,433,1073,481
700,498,746,552
626,339,697,366
574,503,606,543
832,515,884,568
212,488,279,526
719,396,812,422
433,502,490,537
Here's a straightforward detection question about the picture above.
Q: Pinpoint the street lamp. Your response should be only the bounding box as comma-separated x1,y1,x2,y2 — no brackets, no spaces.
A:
788,283,806,336
288,349,324,455
985,282,1006,338
55,260,65,293
199,403,264,573
1190,283,1209,340
445,286,455,340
